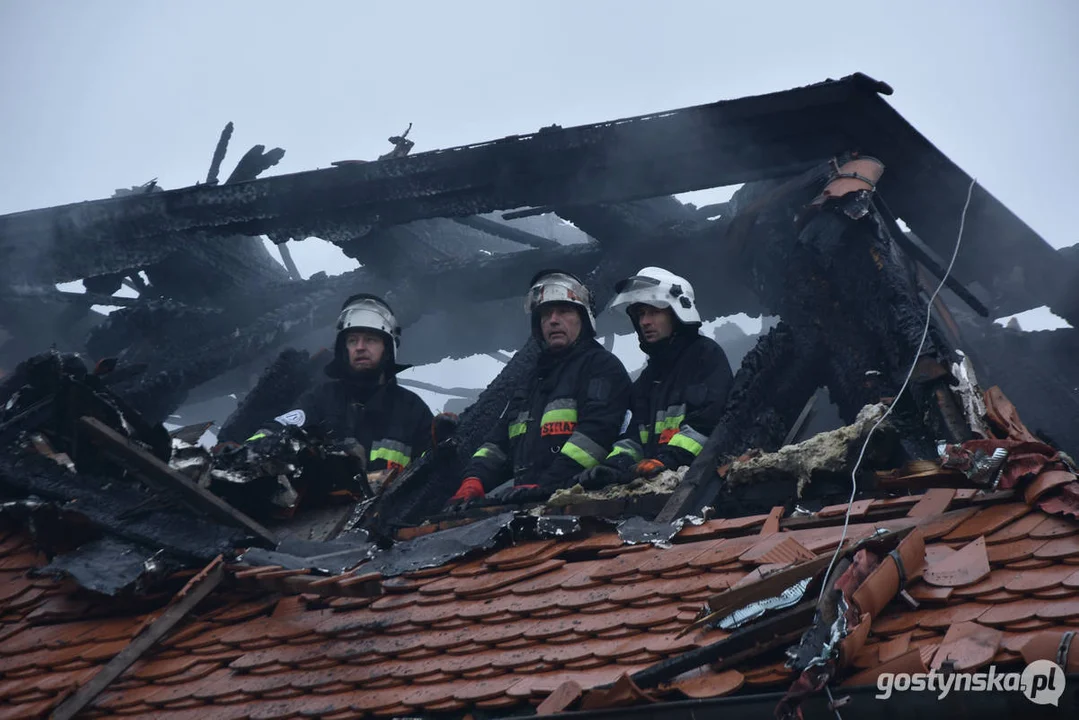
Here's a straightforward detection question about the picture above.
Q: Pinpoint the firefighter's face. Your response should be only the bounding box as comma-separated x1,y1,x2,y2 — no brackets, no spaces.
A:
540,303,582,349
635,304,674,343
345,330,385,370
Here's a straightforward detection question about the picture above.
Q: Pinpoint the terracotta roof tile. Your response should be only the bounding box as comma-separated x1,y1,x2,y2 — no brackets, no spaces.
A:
1033,535,1079,559
1036,597,1079,621
486,540,559,567
1020,629,1079,672
1026,470,1078,505
0,698,61,720
461,664,503,679
1001,565,1076,592
598,543,654,558
687,536,760,569
917,603,991,630
1030,515,1079,539
922,537,990,587
982,512,1044,544
739,534,815,565
987,538,1049,564
906,488,956,518
978,599,1041,627
454,559,566,598
949,571,1007,598
1031,586,1077,599
906,584,954,603
942,503,1030,542
917,508,979,540
930,621,1002,671
1002,618,1055,631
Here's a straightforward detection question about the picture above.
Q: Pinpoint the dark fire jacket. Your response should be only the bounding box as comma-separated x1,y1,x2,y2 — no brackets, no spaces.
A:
296,374,433,473
608,329,733,470
463,338,632,492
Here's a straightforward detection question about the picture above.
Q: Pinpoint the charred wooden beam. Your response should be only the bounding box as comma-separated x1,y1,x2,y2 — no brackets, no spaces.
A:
630,600,816,689
205,122,234,186
0,451,248,560
451,215,561,250
78,416,277,546
99,243,600,424
0,73,1063,323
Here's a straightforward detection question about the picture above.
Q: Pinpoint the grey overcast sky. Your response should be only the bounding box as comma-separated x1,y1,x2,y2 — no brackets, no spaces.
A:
0,1,1076,411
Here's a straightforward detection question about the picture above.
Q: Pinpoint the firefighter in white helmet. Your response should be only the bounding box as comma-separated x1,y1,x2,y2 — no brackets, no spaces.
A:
575,267,733,488
283,294,435,473
445,270,632,508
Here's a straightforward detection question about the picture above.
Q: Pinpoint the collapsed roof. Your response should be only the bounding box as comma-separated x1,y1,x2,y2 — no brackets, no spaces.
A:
0,73,1078,719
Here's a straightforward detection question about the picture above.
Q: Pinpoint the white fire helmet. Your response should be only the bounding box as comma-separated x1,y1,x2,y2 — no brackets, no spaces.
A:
336,294,401,349
525,270,597,334
609,267,701,325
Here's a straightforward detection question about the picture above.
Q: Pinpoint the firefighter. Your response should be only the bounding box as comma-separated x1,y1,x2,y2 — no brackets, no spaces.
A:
445,270,632,507
281,294,435,473
576,267,733,488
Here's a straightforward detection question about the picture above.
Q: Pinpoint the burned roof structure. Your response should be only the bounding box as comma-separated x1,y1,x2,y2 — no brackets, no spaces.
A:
1,73,1077,719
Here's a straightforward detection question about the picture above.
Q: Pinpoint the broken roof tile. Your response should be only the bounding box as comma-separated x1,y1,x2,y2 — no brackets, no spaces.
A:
759,506,784,535
675,514,769,541
739,534,815,565
1025,470,1078,505
1019,630,1079,672
906,488,956,518
906,583,955,603
922,537,991,587
930,622,1002,671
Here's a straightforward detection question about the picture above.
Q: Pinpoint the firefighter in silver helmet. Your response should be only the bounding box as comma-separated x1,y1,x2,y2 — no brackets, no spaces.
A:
283,294,435,473
445,270,632,507
575,267,733,488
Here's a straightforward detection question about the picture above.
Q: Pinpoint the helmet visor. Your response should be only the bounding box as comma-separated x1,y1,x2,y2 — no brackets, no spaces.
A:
613,274,662,295
337,299,397,345
525,274,590,314
608,274,672,312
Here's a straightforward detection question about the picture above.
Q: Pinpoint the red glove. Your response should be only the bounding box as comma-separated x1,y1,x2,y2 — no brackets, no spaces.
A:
450,477,485,502
633,459,666,479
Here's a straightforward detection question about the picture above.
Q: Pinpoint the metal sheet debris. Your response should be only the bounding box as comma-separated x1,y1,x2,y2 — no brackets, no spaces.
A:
34,536,178,596
364,511,518,577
